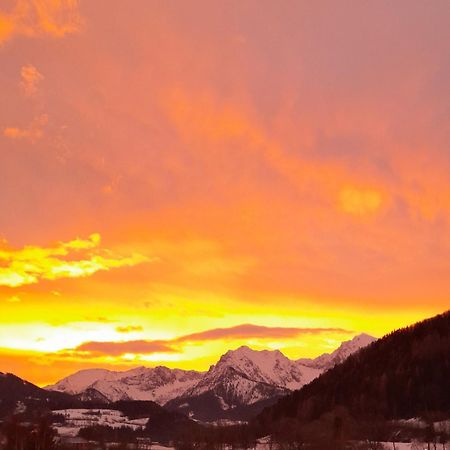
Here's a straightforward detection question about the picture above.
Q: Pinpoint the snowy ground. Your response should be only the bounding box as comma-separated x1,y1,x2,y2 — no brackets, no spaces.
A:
53,408,148,436
253,439,441,450
379,444,441,450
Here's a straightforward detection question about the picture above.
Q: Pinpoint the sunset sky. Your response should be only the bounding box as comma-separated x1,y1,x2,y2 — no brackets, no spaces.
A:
1,0,449,387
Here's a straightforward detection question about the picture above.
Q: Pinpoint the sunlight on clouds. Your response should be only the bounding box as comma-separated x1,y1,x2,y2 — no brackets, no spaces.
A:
20,64,43,97
3,114,48,142
339,186,383,216
0,233,151,287
0,0,82,45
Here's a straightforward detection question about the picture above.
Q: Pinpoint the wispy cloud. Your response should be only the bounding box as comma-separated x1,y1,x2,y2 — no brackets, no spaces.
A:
75,340,175,357
3,113,48,142
0,0,83,46
20,64,43,97
65,324,351,358
176,324,351,343
0,233,152,287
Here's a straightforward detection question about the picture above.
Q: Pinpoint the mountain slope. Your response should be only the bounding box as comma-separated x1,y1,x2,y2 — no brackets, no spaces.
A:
46,334,376,422
0,372,80,417
165,337,374,421
257,311,450,429
0,372,198,443
298,333,377,370
46,366,203,404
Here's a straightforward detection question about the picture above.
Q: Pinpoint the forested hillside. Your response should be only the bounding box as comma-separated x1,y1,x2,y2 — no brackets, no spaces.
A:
258,311,450,428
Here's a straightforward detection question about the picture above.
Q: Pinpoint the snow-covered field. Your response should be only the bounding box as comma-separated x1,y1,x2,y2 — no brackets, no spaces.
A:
379,444,440,450
153,443,441,450
53,408,148,436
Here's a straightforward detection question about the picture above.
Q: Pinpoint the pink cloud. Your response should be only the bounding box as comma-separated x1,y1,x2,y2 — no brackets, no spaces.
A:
176,324,351,342
76,340,175,356
69,324,351,357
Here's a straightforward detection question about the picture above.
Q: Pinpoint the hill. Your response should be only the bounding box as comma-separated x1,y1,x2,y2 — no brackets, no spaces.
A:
0,372,80,418
257,311,450,430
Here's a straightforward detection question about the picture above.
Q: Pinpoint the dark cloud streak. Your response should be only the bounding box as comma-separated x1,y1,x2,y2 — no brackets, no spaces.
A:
67,324,352,357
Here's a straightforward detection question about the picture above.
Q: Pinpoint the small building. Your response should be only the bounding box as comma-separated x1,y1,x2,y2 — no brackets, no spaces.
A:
60,436,91,450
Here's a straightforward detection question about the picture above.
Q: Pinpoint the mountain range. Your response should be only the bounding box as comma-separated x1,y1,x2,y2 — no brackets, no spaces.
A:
2,312,448,446
45,333,376,421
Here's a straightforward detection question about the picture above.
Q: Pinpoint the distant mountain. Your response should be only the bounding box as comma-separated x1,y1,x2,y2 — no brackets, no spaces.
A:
257,311,450,430
0,372,197,443
165,336,374,421
46,366,203,404
298,333,377,370
46,335,375,422
0,372,78,418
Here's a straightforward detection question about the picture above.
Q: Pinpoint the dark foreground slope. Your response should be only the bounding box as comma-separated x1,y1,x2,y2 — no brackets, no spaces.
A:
0,372,80,417
257,311,450,428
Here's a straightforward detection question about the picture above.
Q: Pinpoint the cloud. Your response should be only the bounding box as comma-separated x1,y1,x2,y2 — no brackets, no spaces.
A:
3,113,48,142
66,324,351,358
20,64,43,97
163,89,388,220
0,233,152,287
116,325,144,334
339,186,384,216
0,0,82,45
176,324,352,342
75,340,175,356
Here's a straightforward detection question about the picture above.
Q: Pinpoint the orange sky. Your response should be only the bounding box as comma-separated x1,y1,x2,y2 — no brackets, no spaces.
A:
0,0,449,387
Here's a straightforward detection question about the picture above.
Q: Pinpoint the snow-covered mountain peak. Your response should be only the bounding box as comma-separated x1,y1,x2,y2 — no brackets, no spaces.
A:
45,365,204,404
45,368,120,394
46,334,376,421
183,344,322,408
334,333,377,358
299,333,377,370
220,346,287,367
349,333,377,346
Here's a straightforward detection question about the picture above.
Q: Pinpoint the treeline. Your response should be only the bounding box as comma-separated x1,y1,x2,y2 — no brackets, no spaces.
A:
1,416,57,450
257,311,450,428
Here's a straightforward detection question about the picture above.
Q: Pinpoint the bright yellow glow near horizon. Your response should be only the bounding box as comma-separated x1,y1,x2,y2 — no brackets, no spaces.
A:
1,1,449,387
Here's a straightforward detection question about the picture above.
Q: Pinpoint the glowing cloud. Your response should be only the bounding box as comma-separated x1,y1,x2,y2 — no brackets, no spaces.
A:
0,0,82,45
176,324,352,343
3,114,48,142
66,325,351,359
20,64,44,97
0,233,151,287
74,340,175,357
339,187,383,216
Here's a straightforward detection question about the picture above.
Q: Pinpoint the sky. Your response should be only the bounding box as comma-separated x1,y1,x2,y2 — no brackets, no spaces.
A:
0,0,449,387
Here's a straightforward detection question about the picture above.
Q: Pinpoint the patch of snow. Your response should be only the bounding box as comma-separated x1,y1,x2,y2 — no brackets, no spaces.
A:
52,409,148,437
46,367,204,404
299,333,377,370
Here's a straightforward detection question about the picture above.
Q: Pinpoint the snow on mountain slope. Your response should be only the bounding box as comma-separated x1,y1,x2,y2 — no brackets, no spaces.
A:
46,333,376,420
166,334,377,421
46,368,119,395
186,346,322,403
46,366,203,404
164,346,324,421
298,333,377,370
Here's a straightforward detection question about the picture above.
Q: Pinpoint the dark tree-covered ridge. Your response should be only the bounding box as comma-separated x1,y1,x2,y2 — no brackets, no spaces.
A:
257,310,450,427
